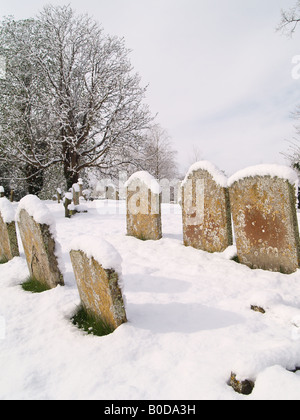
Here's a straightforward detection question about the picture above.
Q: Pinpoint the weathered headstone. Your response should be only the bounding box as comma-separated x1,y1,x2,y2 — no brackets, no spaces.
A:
0,197,19,261
17,195,64,288
64,193,73,218
182,161,233,253
72,183,80,205
125,171,162,241
70,237,127,331
229,165,300,274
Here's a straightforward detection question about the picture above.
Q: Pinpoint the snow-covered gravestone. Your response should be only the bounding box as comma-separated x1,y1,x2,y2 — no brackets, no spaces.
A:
182,161,233,253
17,195,64,288
72,183,80,205
0,197,19,261
125,171,162,241
229,165,300,274
69,237,127,331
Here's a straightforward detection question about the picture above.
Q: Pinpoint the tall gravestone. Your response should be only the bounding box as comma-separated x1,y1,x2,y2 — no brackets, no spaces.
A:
125,171,162,241
229,165,300,274
182,161,233,253
70,237,127,331
0,197,19,261
17,195,64,288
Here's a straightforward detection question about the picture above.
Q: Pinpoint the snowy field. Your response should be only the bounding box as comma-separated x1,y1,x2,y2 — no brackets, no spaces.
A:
1,199,300,400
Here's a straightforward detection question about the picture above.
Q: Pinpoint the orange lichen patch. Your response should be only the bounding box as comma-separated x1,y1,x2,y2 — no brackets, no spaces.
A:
243,207,287,249
182,169,232,253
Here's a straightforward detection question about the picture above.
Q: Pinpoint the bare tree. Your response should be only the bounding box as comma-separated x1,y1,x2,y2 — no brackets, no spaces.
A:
277,1,300,35
186,144,204,169
141,124,178,180
277,1,300,173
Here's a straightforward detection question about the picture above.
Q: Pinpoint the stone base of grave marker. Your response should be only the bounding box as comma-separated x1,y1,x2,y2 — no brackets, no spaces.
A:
70,250,127,330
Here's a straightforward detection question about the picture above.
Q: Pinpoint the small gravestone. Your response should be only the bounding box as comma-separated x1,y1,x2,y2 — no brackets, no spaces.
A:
72,183,80,205
182,161,232,253
70,237,127,331
0,197,19,261
125,171,162,241
17,195,64,288
229,165,300,274
56,188,62,204
78,178,83,197
106,184,118,200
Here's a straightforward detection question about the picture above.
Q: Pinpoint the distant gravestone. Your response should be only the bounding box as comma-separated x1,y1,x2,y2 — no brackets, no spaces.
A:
17,195,64,288
70,237,127,331
182,161,233,253
229,165,300,274
72,183,80,205
125,171,162,241
0,197,19,261
106,184,118,200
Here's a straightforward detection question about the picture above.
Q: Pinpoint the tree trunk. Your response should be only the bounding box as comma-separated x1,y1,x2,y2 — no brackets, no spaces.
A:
63,146,79,190
25,165,44,196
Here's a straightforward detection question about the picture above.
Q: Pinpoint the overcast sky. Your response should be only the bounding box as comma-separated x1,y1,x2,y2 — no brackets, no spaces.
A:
1,0,300,176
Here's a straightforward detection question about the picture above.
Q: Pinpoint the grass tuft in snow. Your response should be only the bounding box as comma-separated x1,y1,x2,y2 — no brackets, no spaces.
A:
0,256,8,264
21,276,51,293
71,305,114,337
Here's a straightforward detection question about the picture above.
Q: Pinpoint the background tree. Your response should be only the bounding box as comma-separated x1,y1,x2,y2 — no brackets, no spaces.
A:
277,1,300,35
277,1,300,173
141,124,178,180
0,5,153,192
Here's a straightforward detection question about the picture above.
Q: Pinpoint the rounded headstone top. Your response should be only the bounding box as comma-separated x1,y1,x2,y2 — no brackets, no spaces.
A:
182,161,228,188
228,164,299,187
125,171,161,194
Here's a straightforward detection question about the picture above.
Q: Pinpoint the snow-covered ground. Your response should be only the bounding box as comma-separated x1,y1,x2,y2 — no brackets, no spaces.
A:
1,199,300,400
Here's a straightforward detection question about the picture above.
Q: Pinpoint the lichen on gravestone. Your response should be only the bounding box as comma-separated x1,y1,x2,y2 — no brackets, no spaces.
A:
17,195,64,289
181,161,232,253
125,171,162,241
229,373,255,395
70,237,127,331
0,197,19,261
229,165,300,274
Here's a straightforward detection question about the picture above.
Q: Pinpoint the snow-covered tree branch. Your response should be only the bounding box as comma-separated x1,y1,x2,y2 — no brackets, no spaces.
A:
0,5,154,191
